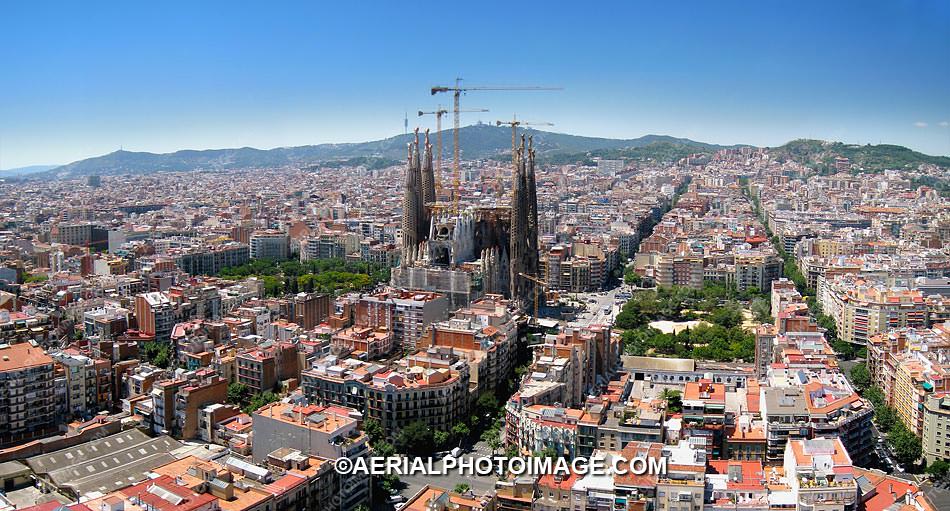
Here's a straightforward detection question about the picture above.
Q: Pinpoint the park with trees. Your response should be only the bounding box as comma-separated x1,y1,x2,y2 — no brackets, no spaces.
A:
615,284,762,362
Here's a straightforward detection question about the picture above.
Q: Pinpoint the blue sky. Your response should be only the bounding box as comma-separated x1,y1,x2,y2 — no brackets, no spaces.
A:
1,1,949,168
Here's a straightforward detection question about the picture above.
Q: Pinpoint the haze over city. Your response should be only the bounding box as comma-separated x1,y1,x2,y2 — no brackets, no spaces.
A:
2,0,949,169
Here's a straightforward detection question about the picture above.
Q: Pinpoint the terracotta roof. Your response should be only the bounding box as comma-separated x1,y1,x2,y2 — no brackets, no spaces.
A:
0,343,52,371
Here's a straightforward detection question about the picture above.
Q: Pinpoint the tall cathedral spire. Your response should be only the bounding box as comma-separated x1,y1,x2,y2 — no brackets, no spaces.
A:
509,134,540,306
422,129,436,208
510,135,528,303
402,129,425,266
525,136,539,279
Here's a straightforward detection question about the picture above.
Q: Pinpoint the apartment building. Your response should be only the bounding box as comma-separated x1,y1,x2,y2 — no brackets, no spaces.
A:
236,342,300,394
146,369,226,437
134,292,176,342
761,387,811,463
51,222,109,250
784,438,858,511
922,394,950,464
681,380,728,458
867,325,950,436
355,290,449,351
0,343,58,447
655,441,706,511
655,253,704,289
734,251,783,292
302,351,471,439
174,374,228,439
83,306,130,340
172,242,250,276
539,243,614,292
403,485,493,511
819,276,927,344
252,401,369,510
249,231,289,261
427,295,519,394
50,351,113,419
330,325,393,359
279,292,330,330
507,405,583,458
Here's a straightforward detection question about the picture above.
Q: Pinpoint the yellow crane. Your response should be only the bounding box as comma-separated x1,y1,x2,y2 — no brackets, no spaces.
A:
431,79,561,212
518,272,549,326
496,117,554,196
418,106,488,200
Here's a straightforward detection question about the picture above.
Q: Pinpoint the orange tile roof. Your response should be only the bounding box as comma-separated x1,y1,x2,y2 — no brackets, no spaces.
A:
0,343,52,371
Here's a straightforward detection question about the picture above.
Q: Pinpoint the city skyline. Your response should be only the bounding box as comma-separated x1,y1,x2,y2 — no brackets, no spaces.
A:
2,1,949,169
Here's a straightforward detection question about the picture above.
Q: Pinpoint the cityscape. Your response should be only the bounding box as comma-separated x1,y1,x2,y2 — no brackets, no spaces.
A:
1,3,950,511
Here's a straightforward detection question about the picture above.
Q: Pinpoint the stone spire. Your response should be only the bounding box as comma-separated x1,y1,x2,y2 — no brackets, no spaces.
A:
422,129,436,208
412,129,426,244
525,136,539,279
402,130,424,266
510,135,528,303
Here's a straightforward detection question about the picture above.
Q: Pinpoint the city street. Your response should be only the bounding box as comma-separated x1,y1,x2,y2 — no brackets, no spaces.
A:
397,440,500,501
568,285,626,327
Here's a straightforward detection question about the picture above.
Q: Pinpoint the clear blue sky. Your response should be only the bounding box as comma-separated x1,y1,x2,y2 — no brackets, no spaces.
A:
2,1,949,168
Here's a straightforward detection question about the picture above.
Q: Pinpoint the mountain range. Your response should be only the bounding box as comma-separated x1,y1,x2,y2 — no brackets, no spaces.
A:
24,124,950,178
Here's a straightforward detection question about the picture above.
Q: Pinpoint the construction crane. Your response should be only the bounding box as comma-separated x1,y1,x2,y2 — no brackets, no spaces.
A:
431,79,561,212
496,117,554,196
518,272,549,326
418,106,488,199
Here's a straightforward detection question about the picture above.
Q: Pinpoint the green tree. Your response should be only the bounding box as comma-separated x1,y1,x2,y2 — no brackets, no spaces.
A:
476,392,500,417
926,459,950,480
751,297,771,324
364,418,385,445
849,363,871,392
434,430,451,450
243,392,279,414
23,273,49,284
142,341,173,369
396,421,434,456
487,436,501,455
888,424,922,467
623,268,642,286
865,386,885,408
453,483,471,494
875,406,899,433
709,303,743,328
661,389,683,413
451,422,471,442
227,383,251,406
373,440,396,458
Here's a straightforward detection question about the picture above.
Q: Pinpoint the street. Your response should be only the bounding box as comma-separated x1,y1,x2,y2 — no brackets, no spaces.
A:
397,440,500,501
568,285,626,328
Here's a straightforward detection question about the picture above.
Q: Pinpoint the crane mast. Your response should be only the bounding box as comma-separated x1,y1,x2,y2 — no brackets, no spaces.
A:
431,81,561,213
518,272,549,325
495,117,553,198
419,105,487,202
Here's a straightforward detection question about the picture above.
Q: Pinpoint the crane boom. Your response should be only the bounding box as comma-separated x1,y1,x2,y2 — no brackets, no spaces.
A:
418,107,488,200
496,118,554,198
431,80,561,213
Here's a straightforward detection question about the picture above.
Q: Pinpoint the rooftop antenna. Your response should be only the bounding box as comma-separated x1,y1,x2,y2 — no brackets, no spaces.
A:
404,111,408,136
